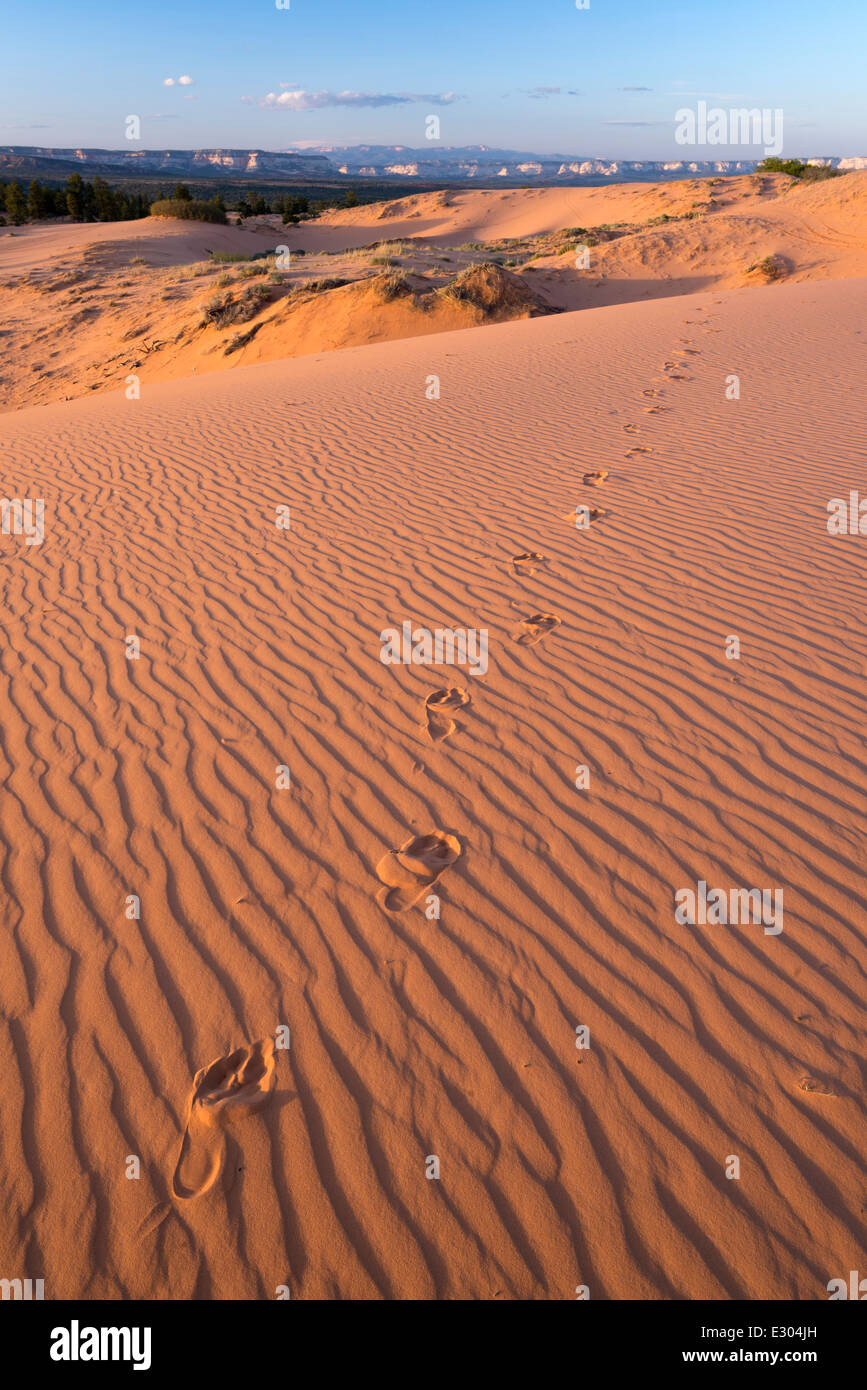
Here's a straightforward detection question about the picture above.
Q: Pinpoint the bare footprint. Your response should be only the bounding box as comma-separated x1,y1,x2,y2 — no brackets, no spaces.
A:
171,1037,276,1201
583,470,608,486
667,372,693,381
512,612,562,646
626,446,653,457
376,831,461,912
682,348,701,354
644,405,670,414
623,423,641,434
424,686,470,742
512,551,547,576
797,1075,838,1097
642,388,664,398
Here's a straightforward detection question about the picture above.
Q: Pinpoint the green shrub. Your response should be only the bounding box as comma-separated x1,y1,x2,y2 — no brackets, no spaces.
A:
558,226,599,245
209,249,272,264
378,271,413,300
200,282,270,328
758,157,842,182
295,277,348,295
224,323,263,355
746,254,785,280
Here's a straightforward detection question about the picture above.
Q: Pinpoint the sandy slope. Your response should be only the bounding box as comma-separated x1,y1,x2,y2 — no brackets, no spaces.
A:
308,176,767,246
0,214,278,275
0,277,864,1299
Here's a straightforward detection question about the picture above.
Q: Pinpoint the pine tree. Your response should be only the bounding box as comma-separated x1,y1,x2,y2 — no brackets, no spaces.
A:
27,180,46,220
93,176,117,221
5,181,27,224
82,179,97,221
66,172,85,220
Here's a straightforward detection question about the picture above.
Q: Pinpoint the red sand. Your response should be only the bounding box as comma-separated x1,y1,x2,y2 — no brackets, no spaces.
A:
0,273,863,1297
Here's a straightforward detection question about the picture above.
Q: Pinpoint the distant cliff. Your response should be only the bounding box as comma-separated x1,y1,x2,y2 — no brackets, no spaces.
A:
0,144,861,185
0,147,336,180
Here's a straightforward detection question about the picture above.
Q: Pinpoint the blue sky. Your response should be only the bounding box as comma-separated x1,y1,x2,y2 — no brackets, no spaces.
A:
1,0,863,157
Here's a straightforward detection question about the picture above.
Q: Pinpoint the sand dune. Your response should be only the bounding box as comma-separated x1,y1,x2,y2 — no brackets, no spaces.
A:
1,276,864,1298
308,177,770,246
4,172,866,412
0,214,278,276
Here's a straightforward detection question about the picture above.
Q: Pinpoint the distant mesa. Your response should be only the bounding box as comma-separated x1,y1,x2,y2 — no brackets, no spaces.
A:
0,147,335,180
1,144,863,185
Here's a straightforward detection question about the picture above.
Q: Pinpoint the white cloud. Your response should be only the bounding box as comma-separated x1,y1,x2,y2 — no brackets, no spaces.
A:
164,75,195,88
260,89,464,110
179,75,194,86
163,78,175,86
523,86,581,100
